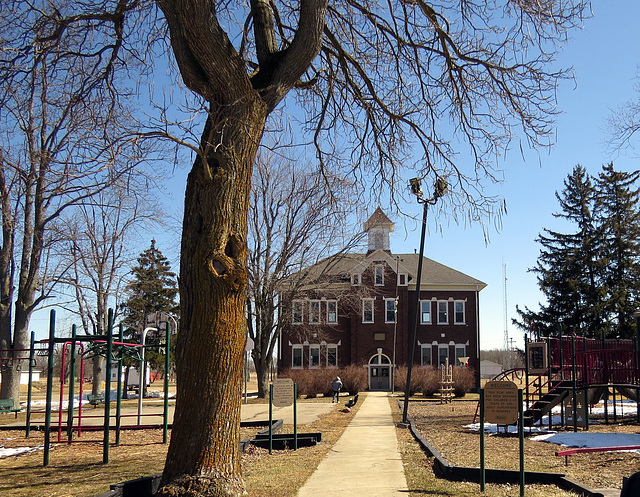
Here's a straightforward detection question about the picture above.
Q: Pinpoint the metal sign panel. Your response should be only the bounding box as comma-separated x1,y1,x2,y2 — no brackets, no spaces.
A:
528,342,548,375
484,380,518,425
272,378,294,407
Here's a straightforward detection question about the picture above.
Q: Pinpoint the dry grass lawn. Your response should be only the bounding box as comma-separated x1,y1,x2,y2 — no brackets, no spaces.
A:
0,396,362,497
1,391,639,496
405,395,640,492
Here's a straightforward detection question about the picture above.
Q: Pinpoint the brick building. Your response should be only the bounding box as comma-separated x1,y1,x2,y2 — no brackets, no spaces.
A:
278,208,486,390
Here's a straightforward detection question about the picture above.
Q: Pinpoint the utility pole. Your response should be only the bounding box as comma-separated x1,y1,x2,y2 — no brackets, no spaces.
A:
503,262,509,350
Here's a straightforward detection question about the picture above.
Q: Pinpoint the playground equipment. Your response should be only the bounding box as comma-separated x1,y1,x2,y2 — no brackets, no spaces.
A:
523,334,639,429
474,333,640,430
39,308,172,466
439,358,454,404
0,331,42,433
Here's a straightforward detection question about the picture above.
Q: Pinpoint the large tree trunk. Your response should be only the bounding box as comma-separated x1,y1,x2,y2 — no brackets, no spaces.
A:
158,100,266,496
0,305,31,402
92,356,103,397
254,356,271,399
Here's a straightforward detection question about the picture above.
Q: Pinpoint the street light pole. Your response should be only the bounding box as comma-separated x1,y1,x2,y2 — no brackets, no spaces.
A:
401,176,447,426
392,256,399,396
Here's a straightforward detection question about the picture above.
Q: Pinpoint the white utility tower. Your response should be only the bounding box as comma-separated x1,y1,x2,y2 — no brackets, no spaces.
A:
503,262,509,350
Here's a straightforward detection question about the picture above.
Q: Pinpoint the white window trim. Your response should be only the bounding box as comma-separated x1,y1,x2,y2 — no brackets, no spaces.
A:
437,301,448,324
309,344,321,368
351,273,362,286
362,298,375,323
438,344,449,366
309,300,321,324
292,345,303,369
374,265,385,286
454,300,465,324
384,298,397,323
420,300,431,324
326,344,338,368
420,344,432,366
292,300,304,324
455,344,467,364
398,273,408,286
326,300,338,324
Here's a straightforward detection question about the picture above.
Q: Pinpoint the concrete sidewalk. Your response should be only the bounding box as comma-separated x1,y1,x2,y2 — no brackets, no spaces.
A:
3,400,334,428
297,391,408,497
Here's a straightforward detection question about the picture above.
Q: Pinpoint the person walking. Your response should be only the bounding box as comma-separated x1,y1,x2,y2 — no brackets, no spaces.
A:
331,376,343,403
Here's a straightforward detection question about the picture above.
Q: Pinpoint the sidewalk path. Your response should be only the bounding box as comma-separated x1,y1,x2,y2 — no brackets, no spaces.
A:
3,400,333,428
297,391,408,497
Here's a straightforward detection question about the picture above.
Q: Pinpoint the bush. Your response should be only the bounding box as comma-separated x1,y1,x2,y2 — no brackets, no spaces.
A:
340,364,367,394
279,369,313,397
418,367,440,397
394,365,431,396
279,366,367,397
312,368,337,397
279,368,348,397
452,366,475,397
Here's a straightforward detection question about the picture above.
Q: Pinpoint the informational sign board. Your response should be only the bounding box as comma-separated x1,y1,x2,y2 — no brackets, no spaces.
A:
272,378,294,408
528,342,548,375
484,380,519,425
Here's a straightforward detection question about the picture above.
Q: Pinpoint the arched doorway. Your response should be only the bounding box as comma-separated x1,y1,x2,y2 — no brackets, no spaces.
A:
368,352,391,391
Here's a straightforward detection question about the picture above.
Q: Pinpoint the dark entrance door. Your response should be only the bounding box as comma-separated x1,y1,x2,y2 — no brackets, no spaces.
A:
369,352,392,390
370,365,390,390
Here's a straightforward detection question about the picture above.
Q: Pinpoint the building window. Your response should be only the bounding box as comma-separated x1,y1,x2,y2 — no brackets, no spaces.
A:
327,300,338,324
421,345,432,366
309,345,320,368
398,273,408,286
374,265,384,286
438,344,449,366
420,301,431,324
455,345,467,365
362,298,374,323
454,301,465,324
351,273,361,286
437,301,448,324
309,300,321,323
385,298,397,323
327,345,338,367
292,346,303,368
292,301,303,324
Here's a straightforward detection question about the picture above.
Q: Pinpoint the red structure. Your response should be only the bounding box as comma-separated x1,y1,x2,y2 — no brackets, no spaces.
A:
546,337,639,388
523,334,640,428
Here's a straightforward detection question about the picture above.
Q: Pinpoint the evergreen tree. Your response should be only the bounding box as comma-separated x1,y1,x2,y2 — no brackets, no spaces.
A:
516,166,606,336
596,163,640,338
121,240,179,376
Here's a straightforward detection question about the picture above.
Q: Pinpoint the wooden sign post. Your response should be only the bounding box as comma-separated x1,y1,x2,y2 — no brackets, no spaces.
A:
480,381,525,496
269,378,297,454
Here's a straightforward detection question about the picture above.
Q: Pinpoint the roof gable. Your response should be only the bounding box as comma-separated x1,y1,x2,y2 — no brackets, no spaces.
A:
286,250,485,291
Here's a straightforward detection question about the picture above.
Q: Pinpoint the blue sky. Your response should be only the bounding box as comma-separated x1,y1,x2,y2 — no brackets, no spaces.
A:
116,2,640,351
387,2,640,350
28,3,640,350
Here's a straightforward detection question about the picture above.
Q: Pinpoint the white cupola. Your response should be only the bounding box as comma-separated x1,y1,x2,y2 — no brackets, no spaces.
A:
363,208,394,254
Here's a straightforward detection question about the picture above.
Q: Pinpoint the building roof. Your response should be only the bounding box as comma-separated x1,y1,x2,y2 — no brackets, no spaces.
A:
363,207,394,231
294,250,486,291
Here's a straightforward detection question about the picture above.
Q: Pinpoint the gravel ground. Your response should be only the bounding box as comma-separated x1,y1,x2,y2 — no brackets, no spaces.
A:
408,398,640,491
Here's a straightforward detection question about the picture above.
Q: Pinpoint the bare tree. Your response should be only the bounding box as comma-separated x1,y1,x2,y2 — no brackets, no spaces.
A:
153,2,590,495
0,1,161,403
247,150,363,397
608,71,640,153
57,183,160,396
15,1,591,495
